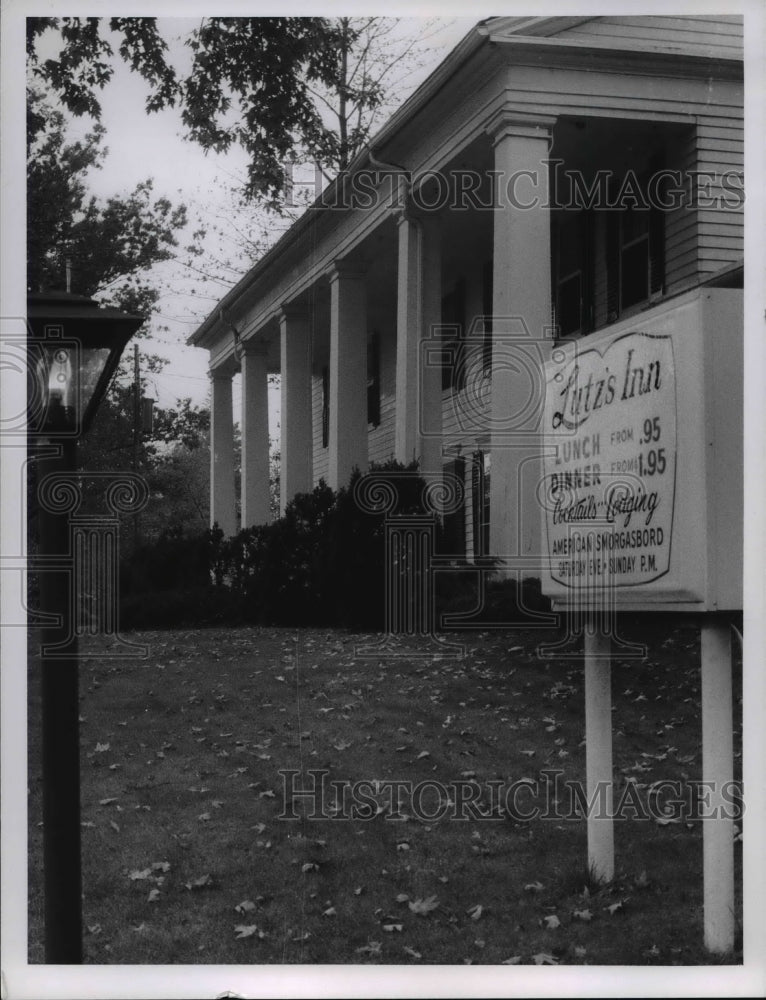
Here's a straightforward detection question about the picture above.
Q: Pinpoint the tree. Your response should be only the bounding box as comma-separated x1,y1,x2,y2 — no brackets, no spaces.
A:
27,87,193,316
27,16,452,206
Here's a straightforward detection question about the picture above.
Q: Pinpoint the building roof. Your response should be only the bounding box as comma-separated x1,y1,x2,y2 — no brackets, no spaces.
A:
188,15,743,352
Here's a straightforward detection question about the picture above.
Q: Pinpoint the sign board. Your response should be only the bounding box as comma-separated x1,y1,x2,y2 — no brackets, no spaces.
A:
541,288,742,611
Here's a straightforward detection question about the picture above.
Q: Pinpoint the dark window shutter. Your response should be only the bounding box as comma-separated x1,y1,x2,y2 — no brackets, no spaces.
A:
649,204,665,296
441,277,466,391
471,453,482,557
605,211,620,323
367,332,380,427
321,366,329,448
482,261,493,371
442,457,466,557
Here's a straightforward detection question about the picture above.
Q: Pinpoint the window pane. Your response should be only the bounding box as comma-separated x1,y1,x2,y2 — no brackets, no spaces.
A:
557,273,582,336
621,237,649,309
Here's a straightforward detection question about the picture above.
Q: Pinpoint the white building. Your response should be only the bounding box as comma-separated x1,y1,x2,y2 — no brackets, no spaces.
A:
189,15,743,575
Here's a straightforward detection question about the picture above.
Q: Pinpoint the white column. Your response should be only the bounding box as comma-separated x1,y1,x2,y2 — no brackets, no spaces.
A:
240,343,271,527
584,628,614,883
701,621,735,953
328,261,368,491
210,370,236,536
279,306,313,513
395,212,442,475
487,112,554,566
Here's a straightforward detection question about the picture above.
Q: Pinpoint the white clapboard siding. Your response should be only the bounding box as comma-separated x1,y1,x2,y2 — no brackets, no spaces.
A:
367,390,396,466
664,128,698,294
312,374,329,486
367,325,397,466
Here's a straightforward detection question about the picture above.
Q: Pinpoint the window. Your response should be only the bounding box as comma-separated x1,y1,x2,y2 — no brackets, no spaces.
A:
441,457,466,557
471,450,491,559
367,331,380,427
606,171,665,323
552,211,594,337
441,277,466,391
481,260,493,372
321,366,329,448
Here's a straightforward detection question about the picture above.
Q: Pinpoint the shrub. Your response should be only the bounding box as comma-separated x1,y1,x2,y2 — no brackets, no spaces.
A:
201,461,429,631
121,524,213,596
120,462,547,633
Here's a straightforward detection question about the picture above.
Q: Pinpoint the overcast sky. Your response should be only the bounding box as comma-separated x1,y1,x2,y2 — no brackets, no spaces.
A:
32,16,473,422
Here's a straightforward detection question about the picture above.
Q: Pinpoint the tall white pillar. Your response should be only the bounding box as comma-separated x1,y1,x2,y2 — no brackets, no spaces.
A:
240,343,271,527
701,621,735,954
395,212,442,475
487,112,554,567
279,306,313,513
210,370,237,537
328,261,368,491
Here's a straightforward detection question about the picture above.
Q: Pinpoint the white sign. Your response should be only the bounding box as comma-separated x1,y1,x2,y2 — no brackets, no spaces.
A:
543,331,677,592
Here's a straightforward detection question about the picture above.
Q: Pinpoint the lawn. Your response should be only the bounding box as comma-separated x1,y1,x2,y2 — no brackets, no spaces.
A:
27,619,742,965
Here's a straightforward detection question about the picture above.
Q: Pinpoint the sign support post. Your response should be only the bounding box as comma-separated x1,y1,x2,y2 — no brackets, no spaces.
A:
584,623,614,882
700,618,735,953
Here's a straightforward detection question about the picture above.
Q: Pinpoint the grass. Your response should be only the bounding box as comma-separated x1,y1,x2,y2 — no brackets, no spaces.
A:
27,618,743,965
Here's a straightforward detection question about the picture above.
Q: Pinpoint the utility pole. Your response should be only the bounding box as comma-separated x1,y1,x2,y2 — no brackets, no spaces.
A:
133,343,140,548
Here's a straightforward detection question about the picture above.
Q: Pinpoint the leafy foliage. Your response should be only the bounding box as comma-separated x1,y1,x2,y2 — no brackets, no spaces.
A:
27,17,450,204
210,460,431,630
27,88,190,313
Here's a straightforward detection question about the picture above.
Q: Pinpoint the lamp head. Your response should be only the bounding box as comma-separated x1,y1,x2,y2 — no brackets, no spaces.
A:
27,291,143,438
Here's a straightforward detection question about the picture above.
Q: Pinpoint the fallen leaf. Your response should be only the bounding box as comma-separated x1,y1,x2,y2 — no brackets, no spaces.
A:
395,893,409,903
383,923,402,932
542,914,560,929
605,900,625,916
466,904,483,921
151,861,170,873
185,874,212,890
416,750,430,759
109,820,120,832
235,900,256,915
94,742,110,753
409,895,439,915
533,952,558,965
403,945,422,959
524,881,544,893
99,797,118,806
356,940,382,956
234,925,258,939
502,956,522,965
147,888,160,902
128,868,152,881
322,906,336,917
573,908,592,922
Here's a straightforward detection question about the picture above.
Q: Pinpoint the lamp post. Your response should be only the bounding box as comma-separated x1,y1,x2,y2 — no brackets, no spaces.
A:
27,291,143,964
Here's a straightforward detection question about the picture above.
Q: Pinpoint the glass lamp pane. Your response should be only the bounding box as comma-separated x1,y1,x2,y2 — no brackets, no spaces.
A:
77,347,111,423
